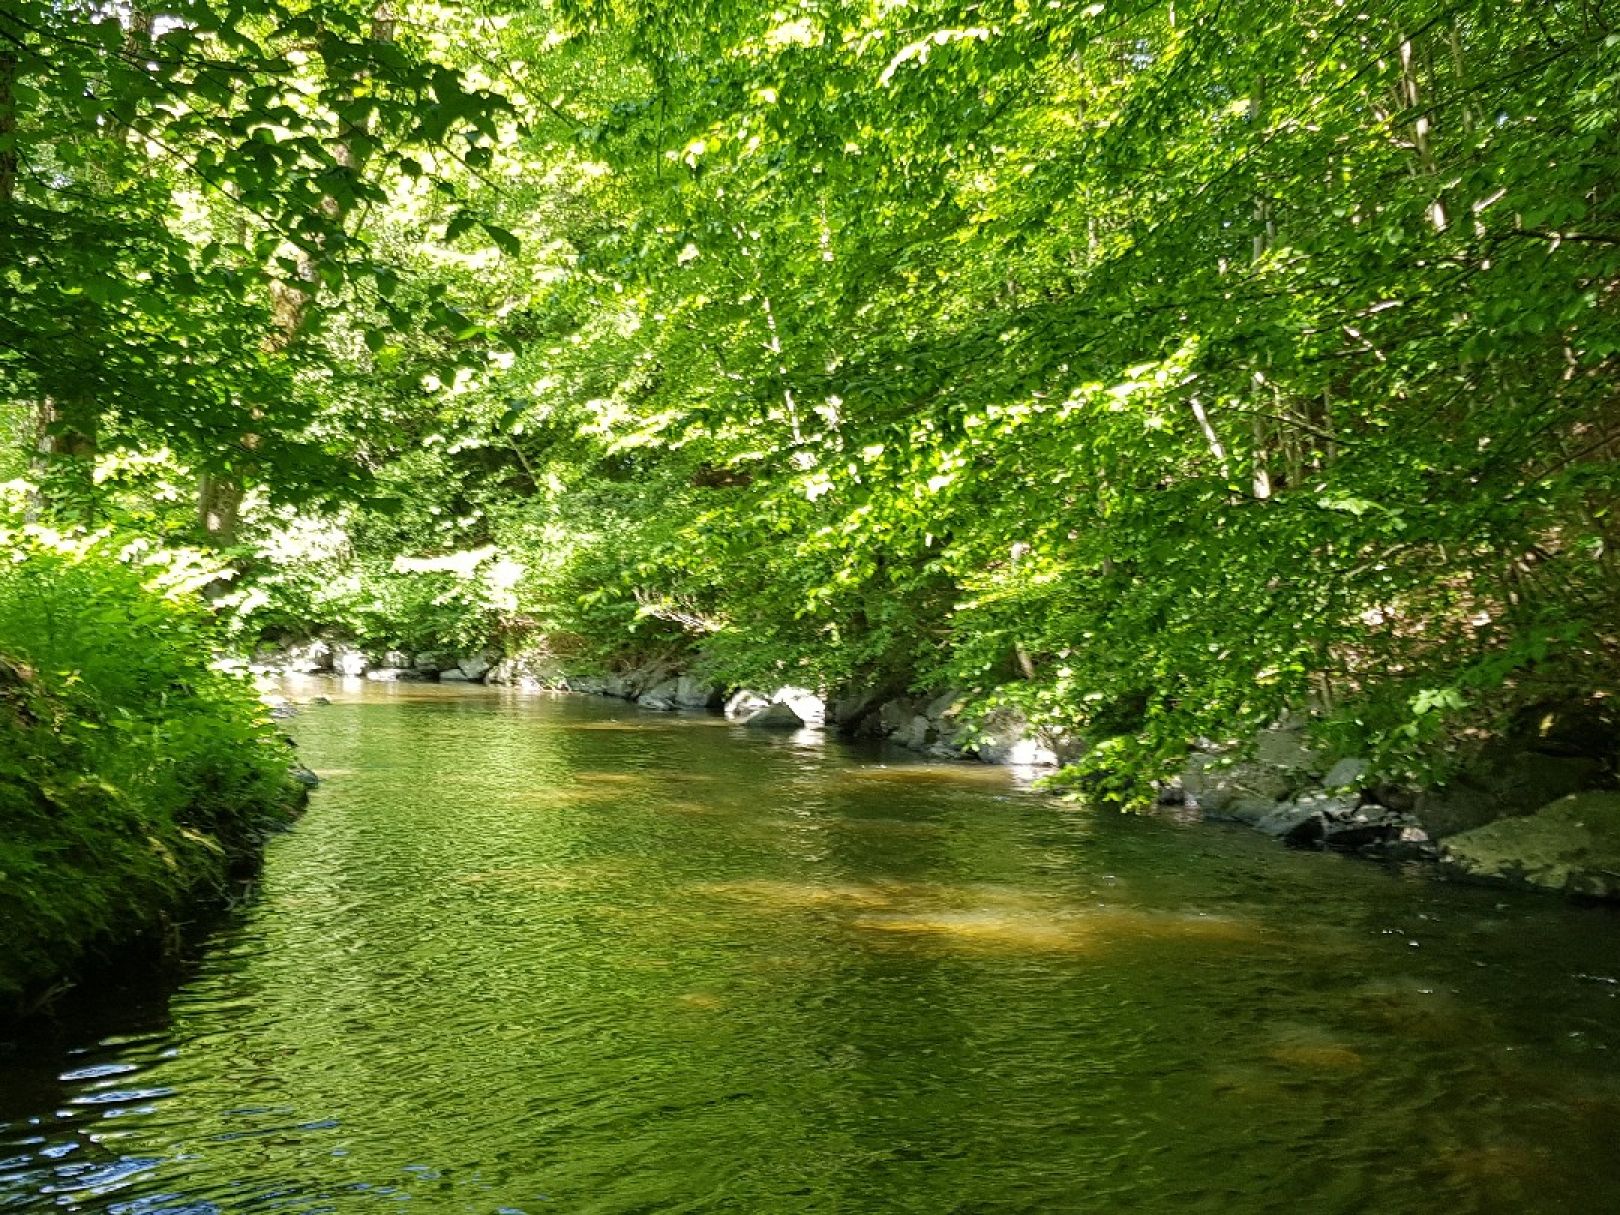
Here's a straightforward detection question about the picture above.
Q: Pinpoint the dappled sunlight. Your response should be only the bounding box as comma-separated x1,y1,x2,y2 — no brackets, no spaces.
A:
565,716,733,733
566,720,677,732
699,878,918,910
453,860,643,892
674,992,726,1011
656,799,733,817
569,770,652,786
824,816,949,837
851,904,1262,955
699,876,1261,955
850,910,1099,953
835,763,1034,792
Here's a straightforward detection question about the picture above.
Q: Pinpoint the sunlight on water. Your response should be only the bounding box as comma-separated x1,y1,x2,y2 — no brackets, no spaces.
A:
1,684,1617,1214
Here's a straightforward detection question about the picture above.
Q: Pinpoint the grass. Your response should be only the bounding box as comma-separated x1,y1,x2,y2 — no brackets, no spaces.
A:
0,533,307,1018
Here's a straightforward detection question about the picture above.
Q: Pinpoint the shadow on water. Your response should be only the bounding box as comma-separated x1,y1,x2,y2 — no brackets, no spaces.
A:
2,681,1618,1213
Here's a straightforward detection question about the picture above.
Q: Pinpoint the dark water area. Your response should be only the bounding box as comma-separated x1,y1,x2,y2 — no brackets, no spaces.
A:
2,682,1618,1213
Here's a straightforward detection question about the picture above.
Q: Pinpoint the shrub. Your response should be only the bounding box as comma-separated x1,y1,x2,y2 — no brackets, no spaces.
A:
0,526,304,1013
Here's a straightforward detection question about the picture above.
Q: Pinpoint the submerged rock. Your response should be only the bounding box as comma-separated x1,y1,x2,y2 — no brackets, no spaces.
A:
1440,792,1620,900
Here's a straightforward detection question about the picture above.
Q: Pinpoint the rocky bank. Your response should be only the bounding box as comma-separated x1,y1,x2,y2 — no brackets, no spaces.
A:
253,639,1620,904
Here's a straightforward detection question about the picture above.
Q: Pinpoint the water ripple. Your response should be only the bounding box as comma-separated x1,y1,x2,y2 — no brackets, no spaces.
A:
0,687,1616,1213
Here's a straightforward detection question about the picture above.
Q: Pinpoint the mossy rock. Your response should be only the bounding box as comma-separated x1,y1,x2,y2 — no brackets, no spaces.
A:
1440,792,1620,900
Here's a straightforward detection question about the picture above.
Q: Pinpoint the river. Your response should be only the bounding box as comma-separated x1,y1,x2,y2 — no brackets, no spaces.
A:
2,682,1618,1212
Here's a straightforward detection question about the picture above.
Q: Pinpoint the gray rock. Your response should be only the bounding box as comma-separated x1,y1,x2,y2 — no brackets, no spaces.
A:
744,702,805,729
1298,790,1358,819
458,654,492,681
771,685,825,725
1322,757,1369,790
1222,795,1287,827
1182,754,1292,813
333,645,369,677
878,698,922,735
487,652,572,688
603,675,633,699
1507,698,1620,758
1416,751,1605,838
570,675,609,695
289,764,320,788
439,668,473,682
1377,824,1437,862
972,708,1059,766
725,689,770,719
893,713,934,751
283,640,332,674
1440,792,1620,900
827,687,878,726
366,667,430,682
382,650,412,670
637,678,681,710
1255,801,1322,839
414,651,447,673
674,675,722,709
1253,723,1322,773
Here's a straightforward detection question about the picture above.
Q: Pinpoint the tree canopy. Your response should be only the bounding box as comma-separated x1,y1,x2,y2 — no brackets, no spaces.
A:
5,0,1618,794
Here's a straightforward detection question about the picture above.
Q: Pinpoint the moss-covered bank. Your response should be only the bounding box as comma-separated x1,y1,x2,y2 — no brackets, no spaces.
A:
0,534,309,1020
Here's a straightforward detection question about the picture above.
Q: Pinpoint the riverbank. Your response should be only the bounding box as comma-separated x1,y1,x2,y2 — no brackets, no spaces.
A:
0,538,316,1024
0,652,313,1024
253,638,1620,903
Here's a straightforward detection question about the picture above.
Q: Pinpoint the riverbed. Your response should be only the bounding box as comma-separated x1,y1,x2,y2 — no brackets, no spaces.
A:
2,682,1617,1212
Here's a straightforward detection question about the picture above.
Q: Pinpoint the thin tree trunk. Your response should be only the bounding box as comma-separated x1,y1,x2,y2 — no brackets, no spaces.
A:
1249,77,1273,500
196,5,395,545
0,48,17,205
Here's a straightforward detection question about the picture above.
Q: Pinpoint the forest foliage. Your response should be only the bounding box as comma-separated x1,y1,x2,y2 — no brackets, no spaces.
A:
0,520,305,1008
4,0,1619,794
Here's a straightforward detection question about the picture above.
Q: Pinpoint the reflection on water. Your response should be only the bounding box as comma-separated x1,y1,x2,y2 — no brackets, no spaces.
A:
2,682,1618,1213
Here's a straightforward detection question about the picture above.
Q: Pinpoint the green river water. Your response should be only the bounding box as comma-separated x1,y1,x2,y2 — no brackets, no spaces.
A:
2,682,1618,1213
